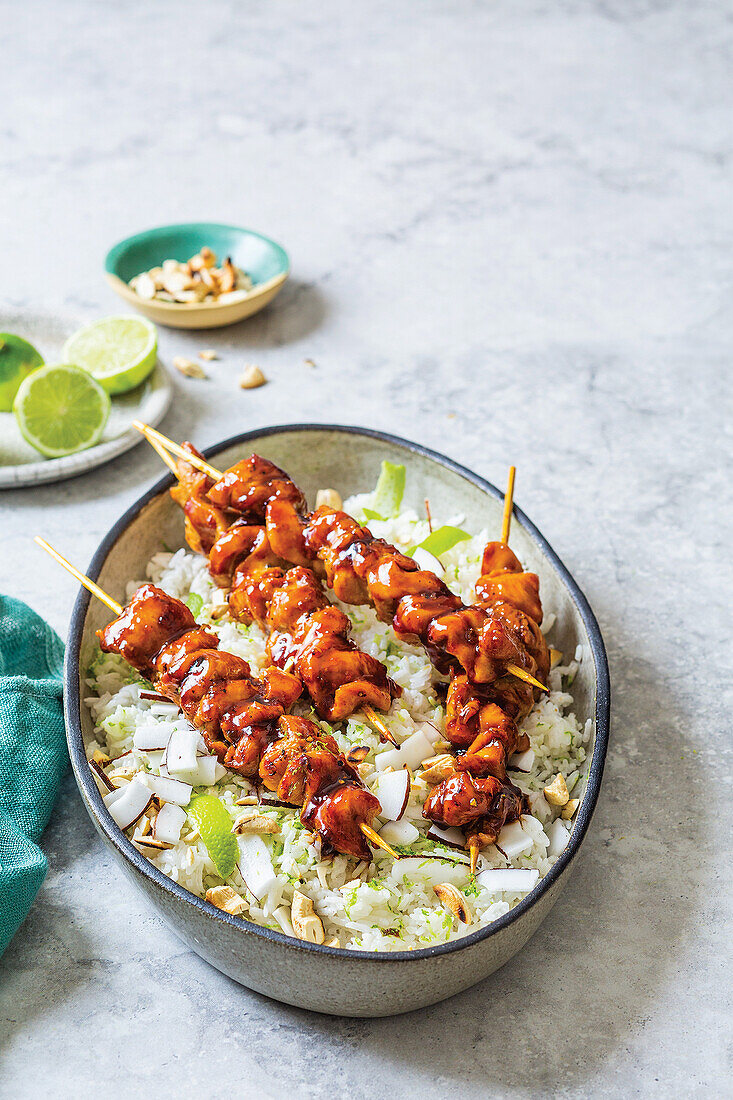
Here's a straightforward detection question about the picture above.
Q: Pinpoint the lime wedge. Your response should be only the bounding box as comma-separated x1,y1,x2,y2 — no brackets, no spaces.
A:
62,315,157,395
0,334,44,412
188,795,238,879
13,364,111,458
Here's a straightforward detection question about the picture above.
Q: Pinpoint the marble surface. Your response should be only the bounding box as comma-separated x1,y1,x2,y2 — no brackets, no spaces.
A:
1,1,731,1095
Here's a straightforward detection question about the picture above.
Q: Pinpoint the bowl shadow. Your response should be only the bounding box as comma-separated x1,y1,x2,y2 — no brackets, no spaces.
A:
219,279,328,347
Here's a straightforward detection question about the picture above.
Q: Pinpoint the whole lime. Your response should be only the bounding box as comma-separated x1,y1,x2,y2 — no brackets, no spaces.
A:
0,334,44,412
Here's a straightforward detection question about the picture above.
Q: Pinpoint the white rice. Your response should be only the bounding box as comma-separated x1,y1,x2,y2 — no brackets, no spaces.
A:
84,490,591,952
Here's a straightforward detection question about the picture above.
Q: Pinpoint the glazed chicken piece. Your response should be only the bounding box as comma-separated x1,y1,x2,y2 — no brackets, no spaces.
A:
170,443,229,555
265,567,398,720
160,450,549,857
98,583,198,675
303,783,382,863
423,771,525,843
204,520,399,722
97,589,383,859
445,675,523,761
207,454,307,522
99,583,301,772
208,522,275,588
475,541,543,626
260,716,381,861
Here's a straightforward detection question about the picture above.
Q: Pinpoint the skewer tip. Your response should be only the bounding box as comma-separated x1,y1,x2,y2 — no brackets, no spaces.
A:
469,839,480,875
506,663,548,693
34,536,123,616
362,704,399,747
360,823,400,859
501,465,516,546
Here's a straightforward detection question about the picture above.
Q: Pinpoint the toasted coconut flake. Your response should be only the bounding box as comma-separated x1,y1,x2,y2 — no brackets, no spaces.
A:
234,794,259,806
550,648,563,668
219,257,237,293
89,759,115,792
544,773,570,807
199,349,218,360
92,749,110,766
433,882,471,924
561,798,579,820
346,745,369,764
135,836,172,851
206,885,247,916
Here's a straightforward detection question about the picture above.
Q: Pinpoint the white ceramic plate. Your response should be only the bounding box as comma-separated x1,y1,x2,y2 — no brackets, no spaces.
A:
0,309,172,489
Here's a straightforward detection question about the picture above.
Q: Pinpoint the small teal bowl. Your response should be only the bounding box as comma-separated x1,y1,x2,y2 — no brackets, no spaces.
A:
104,222,290,329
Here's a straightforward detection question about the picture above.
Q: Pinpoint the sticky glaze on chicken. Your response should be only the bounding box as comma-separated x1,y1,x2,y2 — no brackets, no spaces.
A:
266,501,548,690
169,443,229,556
207,453,307,521
162,449,549,849
98,583,301,776
260,715,380,861
173,466,400,724
423,772,524,844
98,585,386,861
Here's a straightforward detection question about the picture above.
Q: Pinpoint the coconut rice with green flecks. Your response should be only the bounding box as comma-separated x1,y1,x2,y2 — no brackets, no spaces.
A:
85,474,590,952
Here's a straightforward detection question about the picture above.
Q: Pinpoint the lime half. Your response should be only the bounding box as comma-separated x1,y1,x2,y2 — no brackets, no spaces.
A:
62,315,157,395
188,795,238,879
0,333,44,412
13,364,111,458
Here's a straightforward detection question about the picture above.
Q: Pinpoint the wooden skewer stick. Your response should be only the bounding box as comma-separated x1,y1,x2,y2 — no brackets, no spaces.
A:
137,427,546,695
505,663,548,693
34,537,123,615
136,429,399,747
142,428,179,474
499,467,548,693
424,497,433,533
33,536,398,860
501,465,516,546
469,838,480,875
362,704,399,747
132,421,222,481
360,823,399,860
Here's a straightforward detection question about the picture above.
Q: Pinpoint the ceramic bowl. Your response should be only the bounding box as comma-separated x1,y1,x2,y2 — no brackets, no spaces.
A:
104,223,289,329
64,425,610,1017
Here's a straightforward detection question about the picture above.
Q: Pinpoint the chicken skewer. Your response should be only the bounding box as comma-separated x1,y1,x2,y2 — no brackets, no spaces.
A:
34,537,398,861
136,429,544,866
430,468,547,871
152,436,400,738
145,432,401,750
135,422,546,694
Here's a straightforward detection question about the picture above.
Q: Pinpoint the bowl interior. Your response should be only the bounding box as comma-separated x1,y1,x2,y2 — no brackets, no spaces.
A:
71,425,609,963
105,223,289,287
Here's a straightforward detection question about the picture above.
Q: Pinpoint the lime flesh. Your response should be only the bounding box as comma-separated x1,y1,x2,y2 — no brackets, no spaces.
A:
188,795,238,879
13,363,111,458
0,333,44,412
62,315,157,395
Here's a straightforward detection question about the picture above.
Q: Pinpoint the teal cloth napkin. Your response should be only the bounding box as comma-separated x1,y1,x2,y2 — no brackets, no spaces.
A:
0,594,66,956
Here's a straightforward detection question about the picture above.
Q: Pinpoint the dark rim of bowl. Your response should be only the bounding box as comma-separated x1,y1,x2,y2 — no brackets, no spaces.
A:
65,424,610,963
104,222,290,280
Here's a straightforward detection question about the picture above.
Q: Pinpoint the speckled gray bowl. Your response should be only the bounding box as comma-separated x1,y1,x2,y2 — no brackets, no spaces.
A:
65,425,610,1017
